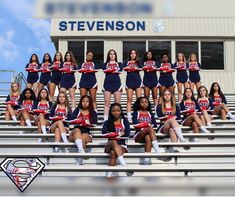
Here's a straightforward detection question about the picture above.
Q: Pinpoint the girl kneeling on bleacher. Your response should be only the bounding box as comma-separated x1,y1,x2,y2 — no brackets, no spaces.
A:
49,91,72,152
197,86,214,127
156,89,186,153
5,82,20,121
180,88,210,142
33,88,52,143
69,95,97,165
18,88,36,126
132,97,160,165
209,82,235,120
102,103,132,177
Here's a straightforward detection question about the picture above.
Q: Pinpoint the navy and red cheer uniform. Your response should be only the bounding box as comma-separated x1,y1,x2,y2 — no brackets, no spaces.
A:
173,62,188,83
123,61,142,89
33,101,52,119
19,100,34,112
71,108,97,134
210,95,227,105
25,63,39,84
197,98,214,111
180,100,201,121
5,95,20,110
39,63,51,85
60,62,77,89
132,111,158,139
158,62,175,87
102,118,130,150
142,60,158,89
49,104,72,127
78,62,98,89
156,104,181,132
49,62,62,85
188,62,201,83
102,62,123,93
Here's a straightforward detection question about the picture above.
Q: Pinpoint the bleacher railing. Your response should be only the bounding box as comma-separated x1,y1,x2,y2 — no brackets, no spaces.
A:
0,70,15,94
15,72,27,92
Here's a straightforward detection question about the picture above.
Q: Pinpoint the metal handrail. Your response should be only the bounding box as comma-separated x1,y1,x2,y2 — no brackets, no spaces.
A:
15,72,27,92
0,70,15,93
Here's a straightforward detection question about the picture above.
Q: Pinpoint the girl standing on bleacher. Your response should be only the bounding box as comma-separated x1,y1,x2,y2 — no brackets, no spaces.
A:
33,88,52,143
174,53,189,102
142,51,159,113
25,54,40,96
102,49,123,121
69,95,97,165
158,53,175,95
209,82,235,120
156,89,186,153
38,53,52,93
49,52,63,102
180,88,210,137
197,86,214,127
18,88,36,126
5,82,20,121
132,97,160,165
60,51,77,111
49,92,72,152
102,103,132,177
78,51,99,111
123,49,142,121
188,53,201,92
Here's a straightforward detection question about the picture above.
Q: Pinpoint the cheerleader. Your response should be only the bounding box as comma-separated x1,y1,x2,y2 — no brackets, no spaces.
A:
180,88,210,137
132,97,160,165
158,53,175,95
49,92,72,152
142,51,159,111
188,53,201,92
78,51,99,110
18,88,36,126
25,54,39,95
209,82,235,120
5,82,20,121
123,49,142,121
156,89,186,152
197,86,214,127
174,53,189,102
33,88,52,143
60,51,77,111
102,103,132,177
38,53,52,93
48,52,63,102
102,49,123,121
69,95,97,165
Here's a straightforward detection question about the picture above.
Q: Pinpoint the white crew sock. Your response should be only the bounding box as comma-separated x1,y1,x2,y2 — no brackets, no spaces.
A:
127,112,132,121
105,171,114,177
25,119,32,127
12,115,17,121
207,122,212,127
227,112,235,120
152,140,160,153
75,139,84,152
200,125,210,133
41,125,47,134
174,127,186,142
61,132,68,143
37,138,42,143
117,155,126,166
104,115,108,121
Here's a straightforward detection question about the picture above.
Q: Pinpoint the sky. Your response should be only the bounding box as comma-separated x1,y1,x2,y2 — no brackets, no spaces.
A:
0,0,55,75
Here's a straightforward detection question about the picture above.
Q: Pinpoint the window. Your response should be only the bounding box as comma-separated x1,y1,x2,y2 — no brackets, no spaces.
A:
87,41,104,68
123,41,146,62
176,41,198,61
148,41,171,62
201,42,224,70
68,41,85,66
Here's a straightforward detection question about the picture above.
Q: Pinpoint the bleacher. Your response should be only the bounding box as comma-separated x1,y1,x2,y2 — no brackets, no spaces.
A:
1,93,235,195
